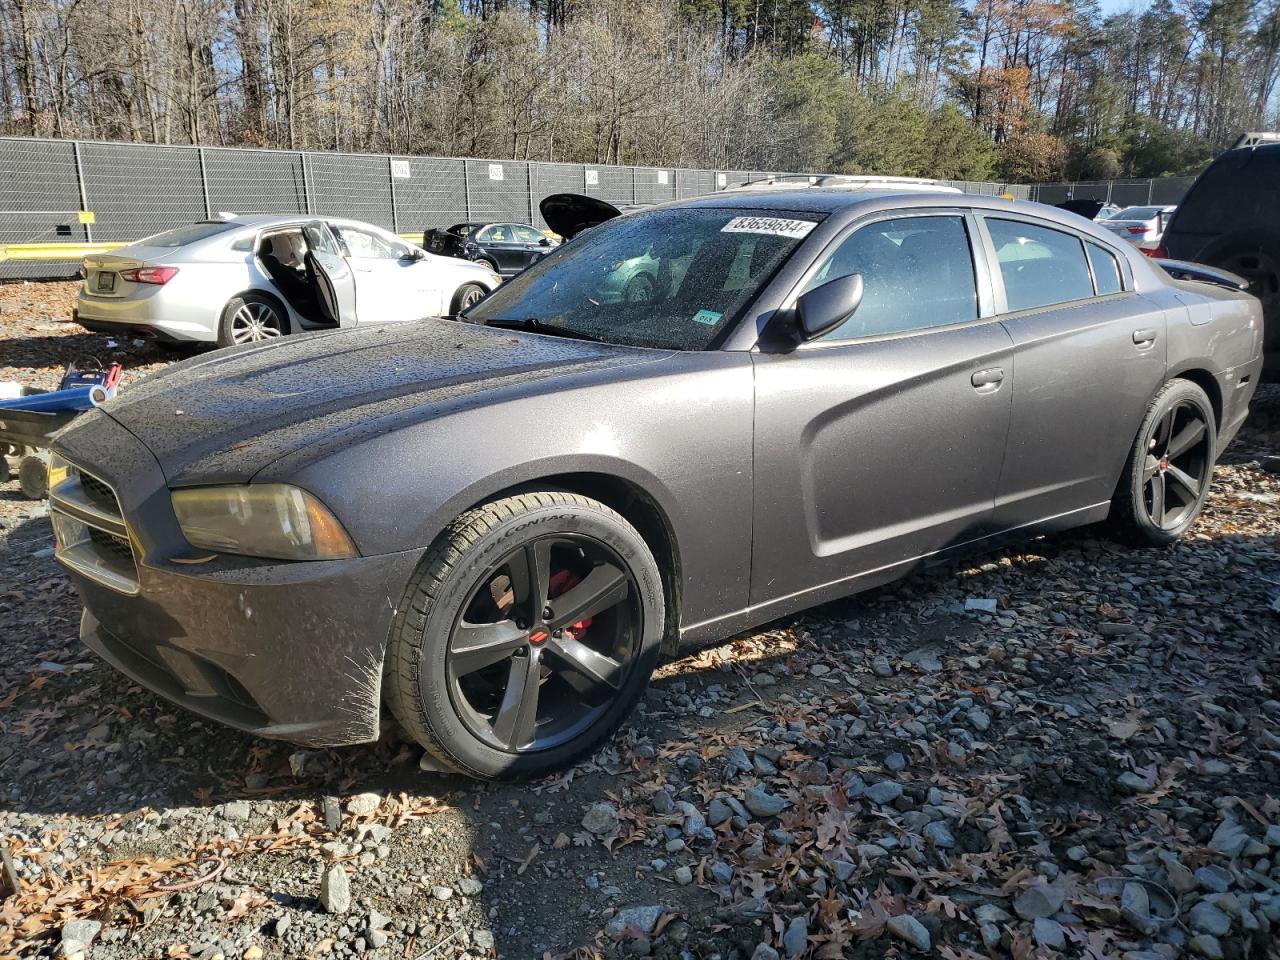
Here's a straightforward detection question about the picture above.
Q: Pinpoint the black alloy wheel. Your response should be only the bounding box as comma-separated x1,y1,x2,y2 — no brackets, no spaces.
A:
1112,379,1217,545
384,490,664,780
445,535,641,753
1141,399,1212,531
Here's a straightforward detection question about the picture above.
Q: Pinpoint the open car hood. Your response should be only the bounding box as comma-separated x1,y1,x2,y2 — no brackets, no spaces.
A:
539,193,625,239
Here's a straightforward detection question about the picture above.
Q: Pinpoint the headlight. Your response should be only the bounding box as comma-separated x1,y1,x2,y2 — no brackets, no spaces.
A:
488,273,502,286
171,484,357,561
47,452,73,493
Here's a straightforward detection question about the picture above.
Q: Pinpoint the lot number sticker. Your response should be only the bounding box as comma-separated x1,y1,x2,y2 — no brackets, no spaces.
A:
585,169,599,186
721,216,816,239
657,171,669,185
488,164,504,181
391,160,411,179
692,309,722,325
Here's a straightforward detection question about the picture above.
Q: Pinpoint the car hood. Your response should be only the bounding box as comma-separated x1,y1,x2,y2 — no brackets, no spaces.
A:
100,319,665,484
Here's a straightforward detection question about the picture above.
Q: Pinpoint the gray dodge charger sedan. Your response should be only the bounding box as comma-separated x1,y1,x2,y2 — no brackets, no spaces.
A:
49,190,1263,780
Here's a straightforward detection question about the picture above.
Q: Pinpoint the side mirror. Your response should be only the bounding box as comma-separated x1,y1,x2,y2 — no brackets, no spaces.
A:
795,273,864,341
404,248,425,262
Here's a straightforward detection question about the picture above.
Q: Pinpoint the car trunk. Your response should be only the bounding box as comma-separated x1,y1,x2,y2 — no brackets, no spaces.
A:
81,248,170,298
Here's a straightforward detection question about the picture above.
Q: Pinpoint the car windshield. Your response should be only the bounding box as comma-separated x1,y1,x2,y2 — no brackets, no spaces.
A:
140,221,239,247
1114,206,1165,221
466,207,822,350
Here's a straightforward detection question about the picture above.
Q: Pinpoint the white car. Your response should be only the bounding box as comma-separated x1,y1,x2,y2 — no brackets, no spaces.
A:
75,215,502,347
1099,205,1177,247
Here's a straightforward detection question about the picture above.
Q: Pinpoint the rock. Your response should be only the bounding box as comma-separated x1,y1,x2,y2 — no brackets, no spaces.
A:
1265,824,1280,847
608,905,665,939
1033,917,1065,949
743,786,789,818
431,885,453,900
61,920,102,949
1066,845,1088,862
885,751,907,772
474,930,496,952
1195,865,1233,893
367,930,387,949
923,821,955,848
871,656,894,677
319,865,351,914
458,877,484,896
1208,818,1250,858
345,792,381,816
782,915,808,958
582,801,621,836
1013,882,1065,920
886,914,931,951
322,796,342,832
865,780,904,805
367,908,390,932
1165,859,1197,894
1121,882,1155,934
1117,770,1157,793
1189,935,1224,959
272,916,290,938
830,860,855,882
220,800,251,821
675,800,705,836
242,947,263,960
751,944,780,960
1099,622,1139,636
1188,901,1231,936
709,861,734,884
708,798,733,827
651,790,674,815
674,865,694,885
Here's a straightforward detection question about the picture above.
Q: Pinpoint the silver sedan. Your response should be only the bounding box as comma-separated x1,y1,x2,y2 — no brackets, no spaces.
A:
74,215,502,347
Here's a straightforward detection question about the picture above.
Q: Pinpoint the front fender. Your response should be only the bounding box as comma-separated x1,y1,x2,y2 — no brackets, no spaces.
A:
269,352,757,631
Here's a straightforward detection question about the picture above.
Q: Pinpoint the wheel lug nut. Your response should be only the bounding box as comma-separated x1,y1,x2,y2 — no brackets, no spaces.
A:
543,606,553,619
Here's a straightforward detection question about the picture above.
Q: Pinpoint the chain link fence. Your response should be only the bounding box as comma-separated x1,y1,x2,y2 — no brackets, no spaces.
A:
1,136,1030,279
1029,177,1197,207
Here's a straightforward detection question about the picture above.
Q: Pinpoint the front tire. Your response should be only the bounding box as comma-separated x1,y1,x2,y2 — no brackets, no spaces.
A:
218,292,287,348
449,283,488,317
385,491,664,780
1111,379,1216,545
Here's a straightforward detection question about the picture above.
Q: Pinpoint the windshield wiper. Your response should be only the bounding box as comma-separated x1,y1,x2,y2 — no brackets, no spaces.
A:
484,317,607,343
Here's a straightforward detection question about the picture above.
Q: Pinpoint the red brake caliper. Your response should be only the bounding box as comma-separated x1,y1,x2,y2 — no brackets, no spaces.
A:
547,570,592,640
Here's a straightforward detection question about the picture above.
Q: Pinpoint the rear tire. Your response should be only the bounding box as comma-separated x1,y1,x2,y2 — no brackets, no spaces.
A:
1110,379,1216,545
217,292,288,348
449,283,488,317
385,491,664,781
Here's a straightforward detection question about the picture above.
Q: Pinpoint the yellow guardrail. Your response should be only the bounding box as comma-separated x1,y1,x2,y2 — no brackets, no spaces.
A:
0,241,127,263
1,233,430,264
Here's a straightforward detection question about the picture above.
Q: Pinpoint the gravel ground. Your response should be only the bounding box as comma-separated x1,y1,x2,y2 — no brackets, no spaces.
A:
1,279,1278,960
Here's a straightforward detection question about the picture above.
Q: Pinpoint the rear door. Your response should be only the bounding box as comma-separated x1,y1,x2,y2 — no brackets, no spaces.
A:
512,224,550,269
478,225,523,273
981,215,1167,529
302,221,357,326
750,212,1015,607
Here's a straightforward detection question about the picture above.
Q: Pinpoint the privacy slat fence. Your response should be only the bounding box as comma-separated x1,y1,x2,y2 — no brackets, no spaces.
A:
0,136,1031,279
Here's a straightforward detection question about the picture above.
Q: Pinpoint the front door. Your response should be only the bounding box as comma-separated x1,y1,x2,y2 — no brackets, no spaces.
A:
302,221,357,326
750,213,1015,608
478,225,524,274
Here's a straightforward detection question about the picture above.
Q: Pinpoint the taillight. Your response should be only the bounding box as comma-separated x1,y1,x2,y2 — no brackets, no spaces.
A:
1126,226,1146,235
1146,245,1166,259
119,266,179,284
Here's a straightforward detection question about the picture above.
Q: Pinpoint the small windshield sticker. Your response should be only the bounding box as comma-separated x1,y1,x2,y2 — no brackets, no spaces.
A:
721,216,816,239
692,309,722,325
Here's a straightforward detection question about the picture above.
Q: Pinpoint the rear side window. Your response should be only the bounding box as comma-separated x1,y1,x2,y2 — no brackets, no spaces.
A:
1174,150,1280,236
988,219,1093,312
1087,243,1122,295
802,215,978,340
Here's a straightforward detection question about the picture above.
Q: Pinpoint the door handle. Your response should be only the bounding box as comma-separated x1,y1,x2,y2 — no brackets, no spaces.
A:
1132,328,1157,346
971,367,1005,392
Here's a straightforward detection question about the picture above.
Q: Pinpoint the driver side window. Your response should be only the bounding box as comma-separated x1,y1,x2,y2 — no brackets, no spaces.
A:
802,215,978,341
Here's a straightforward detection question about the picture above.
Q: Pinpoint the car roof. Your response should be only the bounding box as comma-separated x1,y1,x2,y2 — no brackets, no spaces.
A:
659,189,1044,219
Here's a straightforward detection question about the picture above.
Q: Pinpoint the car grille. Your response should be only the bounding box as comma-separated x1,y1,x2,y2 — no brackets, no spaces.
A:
49,460,140,595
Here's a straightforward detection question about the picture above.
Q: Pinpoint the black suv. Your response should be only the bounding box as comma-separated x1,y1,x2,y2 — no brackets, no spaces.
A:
1160,142,1279,373
424,222,558,276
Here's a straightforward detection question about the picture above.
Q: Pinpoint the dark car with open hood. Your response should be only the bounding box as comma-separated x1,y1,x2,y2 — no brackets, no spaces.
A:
51,189,1263,780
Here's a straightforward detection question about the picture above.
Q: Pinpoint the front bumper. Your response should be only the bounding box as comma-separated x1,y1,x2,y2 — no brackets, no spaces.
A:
53,410,421,746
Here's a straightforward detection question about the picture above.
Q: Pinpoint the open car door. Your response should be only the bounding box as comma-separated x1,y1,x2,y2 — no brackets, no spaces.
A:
302,221,358,326
539,194,625,240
